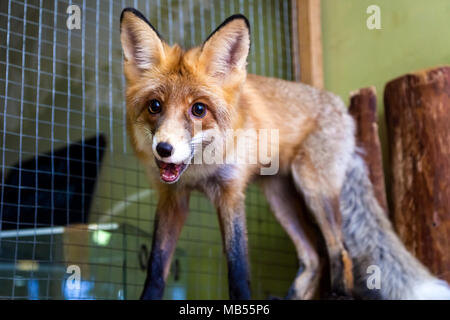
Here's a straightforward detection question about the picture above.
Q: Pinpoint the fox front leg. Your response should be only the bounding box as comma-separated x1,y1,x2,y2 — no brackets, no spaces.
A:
140,189,190,300
216,188,251,300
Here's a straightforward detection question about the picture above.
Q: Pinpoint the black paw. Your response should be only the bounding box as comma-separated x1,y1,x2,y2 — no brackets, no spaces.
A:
325,291,354,300
267,295,283,300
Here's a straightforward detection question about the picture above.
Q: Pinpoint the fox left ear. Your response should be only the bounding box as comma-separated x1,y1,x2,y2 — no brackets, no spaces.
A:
120,8,165,73
199,15,250,82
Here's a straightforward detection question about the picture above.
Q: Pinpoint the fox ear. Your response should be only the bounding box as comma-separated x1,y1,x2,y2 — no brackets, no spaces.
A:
199,15,250,81
120,8,165,71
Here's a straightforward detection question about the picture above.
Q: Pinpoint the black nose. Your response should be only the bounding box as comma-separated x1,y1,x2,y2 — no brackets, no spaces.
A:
156,142,173,158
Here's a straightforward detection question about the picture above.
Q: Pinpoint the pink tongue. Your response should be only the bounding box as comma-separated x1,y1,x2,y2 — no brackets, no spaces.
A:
160,163,182,182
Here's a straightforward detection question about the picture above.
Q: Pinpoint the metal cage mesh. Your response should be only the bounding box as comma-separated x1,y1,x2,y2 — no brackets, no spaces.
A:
0,0,298,299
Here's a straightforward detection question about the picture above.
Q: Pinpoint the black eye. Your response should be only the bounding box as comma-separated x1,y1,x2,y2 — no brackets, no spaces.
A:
148,99,162,114
191,103,207,118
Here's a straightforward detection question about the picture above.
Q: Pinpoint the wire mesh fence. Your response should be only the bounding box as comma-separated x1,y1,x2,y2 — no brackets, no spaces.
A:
0,0,299,299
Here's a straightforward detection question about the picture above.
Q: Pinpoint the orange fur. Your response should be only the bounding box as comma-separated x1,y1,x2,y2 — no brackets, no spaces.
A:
121,9,355,300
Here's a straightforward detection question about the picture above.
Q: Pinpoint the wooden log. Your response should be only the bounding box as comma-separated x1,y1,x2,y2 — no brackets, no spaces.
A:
349,87,388,212
384,66,450,282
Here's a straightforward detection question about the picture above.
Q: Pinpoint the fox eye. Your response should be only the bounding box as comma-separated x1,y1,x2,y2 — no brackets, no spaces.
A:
148,99,162,114
191,103,207,118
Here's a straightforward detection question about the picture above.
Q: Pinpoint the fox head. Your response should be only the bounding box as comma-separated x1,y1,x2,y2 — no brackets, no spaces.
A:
120,8,250,184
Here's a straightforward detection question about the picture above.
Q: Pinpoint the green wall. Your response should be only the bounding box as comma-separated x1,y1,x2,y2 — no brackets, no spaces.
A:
321,0,450,201
322,0,450,105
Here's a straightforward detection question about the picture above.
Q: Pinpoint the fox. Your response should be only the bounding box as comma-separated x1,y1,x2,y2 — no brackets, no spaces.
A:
119,8,450,300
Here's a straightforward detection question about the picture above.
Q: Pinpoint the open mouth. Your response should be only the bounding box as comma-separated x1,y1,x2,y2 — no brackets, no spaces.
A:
155,158,188,183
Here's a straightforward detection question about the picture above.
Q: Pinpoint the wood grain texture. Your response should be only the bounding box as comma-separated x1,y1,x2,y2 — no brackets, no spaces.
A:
349,87,388,212
384,66,450,282
296,0,323,88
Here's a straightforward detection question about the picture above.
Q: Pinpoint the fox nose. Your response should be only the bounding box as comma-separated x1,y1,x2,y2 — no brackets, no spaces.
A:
156,142,173,158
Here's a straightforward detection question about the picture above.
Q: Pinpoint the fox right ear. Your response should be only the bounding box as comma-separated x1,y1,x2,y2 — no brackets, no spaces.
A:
120,8,165,71
199,15,250,82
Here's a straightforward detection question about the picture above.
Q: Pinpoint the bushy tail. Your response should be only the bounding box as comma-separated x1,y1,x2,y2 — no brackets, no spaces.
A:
340,153,450,299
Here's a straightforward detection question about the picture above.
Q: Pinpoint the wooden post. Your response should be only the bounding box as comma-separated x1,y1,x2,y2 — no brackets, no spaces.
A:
348,87,388,212
384,66,450,282
295,0,324,88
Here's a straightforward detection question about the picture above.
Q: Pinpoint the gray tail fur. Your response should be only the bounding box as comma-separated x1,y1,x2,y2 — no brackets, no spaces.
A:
340,153,450,299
